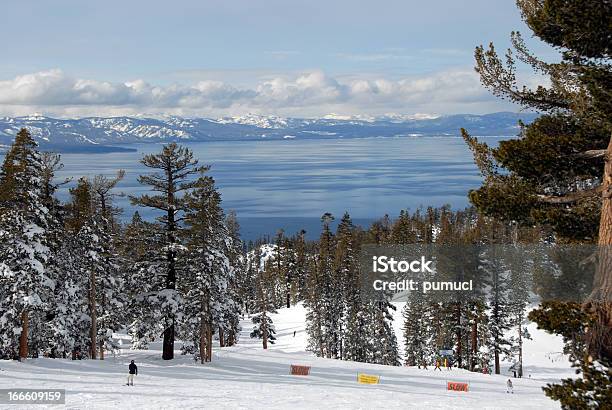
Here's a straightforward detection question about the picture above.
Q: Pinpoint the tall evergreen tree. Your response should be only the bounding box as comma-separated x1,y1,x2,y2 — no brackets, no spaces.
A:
130,143,205,360
0,129,51,359
183,174,237,362
463,0,612,361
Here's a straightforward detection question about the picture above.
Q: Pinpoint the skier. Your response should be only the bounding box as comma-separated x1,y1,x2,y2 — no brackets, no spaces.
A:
127,360,138,386
434,359,442,371
506,378,513,394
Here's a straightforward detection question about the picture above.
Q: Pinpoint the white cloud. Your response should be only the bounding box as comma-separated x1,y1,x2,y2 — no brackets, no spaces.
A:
0,68,523,117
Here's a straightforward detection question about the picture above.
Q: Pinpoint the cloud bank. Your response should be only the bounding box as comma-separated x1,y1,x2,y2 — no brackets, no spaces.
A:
0,68,517,118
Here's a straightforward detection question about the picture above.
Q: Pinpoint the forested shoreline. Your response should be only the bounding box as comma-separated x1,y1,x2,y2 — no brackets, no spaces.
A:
0,128,583,374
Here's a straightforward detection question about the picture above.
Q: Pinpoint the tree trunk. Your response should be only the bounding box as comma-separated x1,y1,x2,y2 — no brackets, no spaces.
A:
518,322,523,377
99,291,105,360
586,133,612,360
218,327,225,348
206,325,213,362
19,310,29,359
163,185,176,361
470,316,478,372
162,322,174,361
455,303,462,369
89,270,97,360
262,312,268,350
199,314,206,364
494,350,500,375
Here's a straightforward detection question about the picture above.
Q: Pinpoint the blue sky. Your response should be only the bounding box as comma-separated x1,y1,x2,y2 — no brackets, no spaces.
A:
0,0,556,118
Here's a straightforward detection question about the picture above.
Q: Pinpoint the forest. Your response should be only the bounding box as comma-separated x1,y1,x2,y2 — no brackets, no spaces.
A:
1,0,611,408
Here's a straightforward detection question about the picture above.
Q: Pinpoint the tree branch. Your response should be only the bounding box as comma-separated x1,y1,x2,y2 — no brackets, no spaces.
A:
537,186,603,204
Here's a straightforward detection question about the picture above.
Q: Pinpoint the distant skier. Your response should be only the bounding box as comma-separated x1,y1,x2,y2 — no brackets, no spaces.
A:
127,360,138,386
506,379,513,394
434,359,442,371
293,330,296,337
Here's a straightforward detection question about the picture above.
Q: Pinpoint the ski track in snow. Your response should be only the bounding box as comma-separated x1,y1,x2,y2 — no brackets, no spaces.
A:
0,304,574,409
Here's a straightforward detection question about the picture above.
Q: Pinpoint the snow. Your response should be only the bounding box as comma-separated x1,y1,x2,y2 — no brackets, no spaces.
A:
0,304,572,409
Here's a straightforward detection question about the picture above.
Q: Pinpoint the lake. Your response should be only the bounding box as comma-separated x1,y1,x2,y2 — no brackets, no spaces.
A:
9,136,503,240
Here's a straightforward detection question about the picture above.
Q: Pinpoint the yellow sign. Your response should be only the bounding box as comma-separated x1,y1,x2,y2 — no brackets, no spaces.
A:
357,373,380,384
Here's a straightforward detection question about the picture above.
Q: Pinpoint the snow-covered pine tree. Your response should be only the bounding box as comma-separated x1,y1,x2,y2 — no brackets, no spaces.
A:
336,213,368,362
90,173,126,360
242,243,260,315
371,299,401,366
33,152,69,358
65,177,124,359
130,143,205,360
250,246,277,349
506,246,533,377
391,209,417,244
223,210,244,347
182,174,237,362
0,128,52,359
402,290,432,367
48,234,90,359
293,229,309,302
305,213,341,358
120,212,167,349
466,300,489,372
320,213,342,358
304,239,325,357
482,247,513,374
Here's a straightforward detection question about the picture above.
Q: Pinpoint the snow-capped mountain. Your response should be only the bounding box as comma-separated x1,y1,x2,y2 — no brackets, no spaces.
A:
214,114,303,129
0,112,538,153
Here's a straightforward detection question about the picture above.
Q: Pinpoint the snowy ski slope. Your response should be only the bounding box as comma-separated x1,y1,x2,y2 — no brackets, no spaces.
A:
0,304,573,409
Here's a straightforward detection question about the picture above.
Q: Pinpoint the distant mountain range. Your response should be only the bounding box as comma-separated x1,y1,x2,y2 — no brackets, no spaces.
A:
0,112,538,153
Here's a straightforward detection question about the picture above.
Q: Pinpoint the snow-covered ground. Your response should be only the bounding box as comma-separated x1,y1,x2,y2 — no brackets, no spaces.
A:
0,304,573,409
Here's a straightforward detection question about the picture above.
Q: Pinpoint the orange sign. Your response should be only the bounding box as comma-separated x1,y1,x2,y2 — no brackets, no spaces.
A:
290,365,311,376
447,381,469,392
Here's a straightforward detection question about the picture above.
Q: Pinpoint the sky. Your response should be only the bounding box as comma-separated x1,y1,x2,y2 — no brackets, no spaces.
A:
0,0,558,118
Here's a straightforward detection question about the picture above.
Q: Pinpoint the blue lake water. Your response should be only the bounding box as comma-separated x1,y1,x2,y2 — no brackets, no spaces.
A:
10,136,504,240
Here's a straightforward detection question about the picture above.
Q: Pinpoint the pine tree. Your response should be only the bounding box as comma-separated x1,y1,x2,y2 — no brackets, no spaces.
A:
402,291,432,367
506,246,533,377
293,229,309,301
319,213,341,358
120,212,166,349
65,177,124,360
250,246,277,349
224,210,244,347
130,143,206,360
182,174,237,362
371,300,401,366
335,213,365,362
464,0,612,362
483,247,512,374
0,129,51,359
48,234,89,359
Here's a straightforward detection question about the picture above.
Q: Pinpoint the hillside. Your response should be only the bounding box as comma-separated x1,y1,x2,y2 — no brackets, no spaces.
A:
0,303,572,409
0,112,538,152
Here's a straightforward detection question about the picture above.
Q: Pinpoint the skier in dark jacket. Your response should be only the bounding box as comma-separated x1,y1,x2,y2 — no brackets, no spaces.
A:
127,360,138,386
